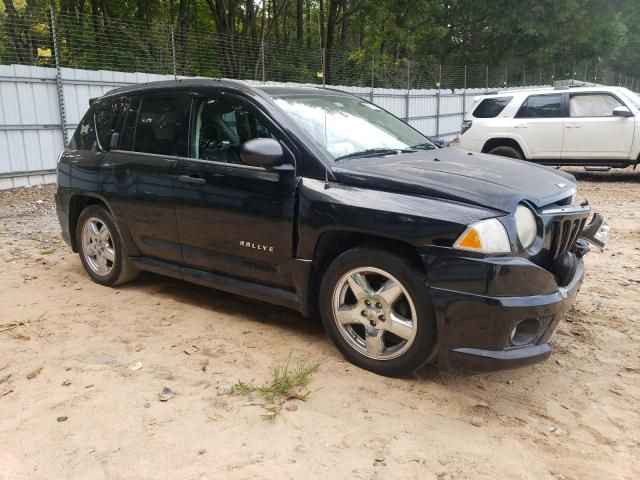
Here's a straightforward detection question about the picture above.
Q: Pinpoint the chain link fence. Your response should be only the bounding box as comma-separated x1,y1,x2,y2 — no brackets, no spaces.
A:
1,9,637,91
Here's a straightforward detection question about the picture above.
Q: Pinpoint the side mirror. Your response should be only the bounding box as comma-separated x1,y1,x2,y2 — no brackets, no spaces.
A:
109,132,120,150
613,106,633,118
240,138,284,168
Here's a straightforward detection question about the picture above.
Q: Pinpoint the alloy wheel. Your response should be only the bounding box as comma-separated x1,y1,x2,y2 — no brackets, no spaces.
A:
331,267,418,360
81,217,115,277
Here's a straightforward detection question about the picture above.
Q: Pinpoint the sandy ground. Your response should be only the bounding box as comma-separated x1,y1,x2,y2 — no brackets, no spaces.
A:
0,168,638,480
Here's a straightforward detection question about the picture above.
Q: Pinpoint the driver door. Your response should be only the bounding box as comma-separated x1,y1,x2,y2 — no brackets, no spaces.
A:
173,92,299,288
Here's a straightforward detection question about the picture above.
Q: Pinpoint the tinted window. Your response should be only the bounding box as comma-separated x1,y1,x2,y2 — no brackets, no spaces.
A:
95,97,128,149
120,97,141,151
190,97,273,164
69,109,97,151
570,94,623,117
134,96,189,156
472,97,512,118
516,94,563,118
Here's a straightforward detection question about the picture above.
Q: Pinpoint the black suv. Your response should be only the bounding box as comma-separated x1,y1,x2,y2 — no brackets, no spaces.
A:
55,79,607,376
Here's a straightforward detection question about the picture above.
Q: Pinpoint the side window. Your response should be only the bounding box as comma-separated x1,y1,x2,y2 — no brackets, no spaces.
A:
120,97,141,151
570,94,623,117
94,97,128,149
190,97,274,164
472,97,512,118
516,94,563,118
69,108,97,151
133,96,189,156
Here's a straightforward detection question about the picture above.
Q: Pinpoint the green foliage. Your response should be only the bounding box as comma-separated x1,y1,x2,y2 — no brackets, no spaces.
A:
1,0,638,86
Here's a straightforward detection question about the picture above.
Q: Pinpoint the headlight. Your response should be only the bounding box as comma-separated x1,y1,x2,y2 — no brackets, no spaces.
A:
453,218,510,253
515,204,537,249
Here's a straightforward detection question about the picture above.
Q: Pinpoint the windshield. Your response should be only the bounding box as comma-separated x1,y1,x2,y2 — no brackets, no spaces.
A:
618,88,640,110
271,93,434,160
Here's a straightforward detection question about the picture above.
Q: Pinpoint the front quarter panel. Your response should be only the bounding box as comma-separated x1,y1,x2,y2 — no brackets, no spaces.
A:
296,178,502,259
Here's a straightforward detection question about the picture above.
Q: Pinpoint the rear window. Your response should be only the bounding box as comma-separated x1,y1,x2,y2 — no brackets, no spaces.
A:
69,109,97,151
516,94,563,118
472,97,512,118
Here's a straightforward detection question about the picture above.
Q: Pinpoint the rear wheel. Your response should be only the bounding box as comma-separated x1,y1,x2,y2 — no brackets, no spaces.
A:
487,145,523,159
76,205,139,286
319,247,436,377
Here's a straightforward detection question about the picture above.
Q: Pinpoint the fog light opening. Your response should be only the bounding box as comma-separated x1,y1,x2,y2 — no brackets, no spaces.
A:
510,318,542,347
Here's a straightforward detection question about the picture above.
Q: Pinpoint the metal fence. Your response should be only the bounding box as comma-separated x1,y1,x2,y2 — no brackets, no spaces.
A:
2,9,637,91
1,9,637,189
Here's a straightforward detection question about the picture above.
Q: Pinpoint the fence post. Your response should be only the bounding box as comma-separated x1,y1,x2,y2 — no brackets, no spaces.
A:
462,65,467,119
584,62,588,82
261,39,266,82
594,63,598,83
504,66,507,87
321,48,326,88
404,60,410,122
539,67,542,85
171,25,177,79
370,54,374,102
50,9,68,146
435,64,441,137
485,65,489,90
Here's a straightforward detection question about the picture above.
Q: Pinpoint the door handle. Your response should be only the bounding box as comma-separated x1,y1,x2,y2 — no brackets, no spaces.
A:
565,123,582,128
513,123,527,128
178,174,206,184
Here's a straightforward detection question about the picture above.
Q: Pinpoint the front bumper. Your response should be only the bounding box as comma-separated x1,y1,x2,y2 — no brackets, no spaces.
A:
422,250,584,373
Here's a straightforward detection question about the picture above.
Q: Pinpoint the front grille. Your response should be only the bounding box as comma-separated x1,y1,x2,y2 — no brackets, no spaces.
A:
548,217,587,261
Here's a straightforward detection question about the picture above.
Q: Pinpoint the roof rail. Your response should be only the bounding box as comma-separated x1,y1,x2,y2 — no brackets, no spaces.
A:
554,86,570,90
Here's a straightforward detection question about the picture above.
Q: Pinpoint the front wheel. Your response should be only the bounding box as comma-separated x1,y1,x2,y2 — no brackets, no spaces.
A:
319,247,436,377
76,205,139,286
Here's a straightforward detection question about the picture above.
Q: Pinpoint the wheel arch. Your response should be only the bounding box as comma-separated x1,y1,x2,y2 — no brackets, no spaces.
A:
306,230,425,319
67,194,113,252
482,137,527,159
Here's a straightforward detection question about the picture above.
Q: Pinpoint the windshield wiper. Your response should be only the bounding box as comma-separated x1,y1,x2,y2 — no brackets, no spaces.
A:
334,147,416,161
410,142,437,150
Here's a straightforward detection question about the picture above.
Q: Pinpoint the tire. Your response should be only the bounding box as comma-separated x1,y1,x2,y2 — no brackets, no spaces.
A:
487,145,523,160
318,247,436,377
76,204,139,287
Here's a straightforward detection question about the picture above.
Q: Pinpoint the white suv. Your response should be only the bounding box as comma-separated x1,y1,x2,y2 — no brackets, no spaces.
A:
459,86,640,168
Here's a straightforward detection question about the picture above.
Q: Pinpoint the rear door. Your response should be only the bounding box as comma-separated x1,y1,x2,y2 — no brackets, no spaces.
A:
100,94,190,263
561,92,635,160
510,93,565,159
172,92,299,288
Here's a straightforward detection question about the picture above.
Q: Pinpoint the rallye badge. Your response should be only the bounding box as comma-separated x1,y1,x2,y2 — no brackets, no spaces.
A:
240,241,274,253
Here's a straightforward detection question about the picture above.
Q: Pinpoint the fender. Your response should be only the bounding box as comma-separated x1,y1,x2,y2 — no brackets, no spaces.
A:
483,134,531,159
295,178,502,260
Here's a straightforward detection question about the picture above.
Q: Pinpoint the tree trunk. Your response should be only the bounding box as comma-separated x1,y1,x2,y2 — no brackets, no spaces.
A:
319,0,325,48
296,0,303,45
2,0,35,64
177,0,189,75
325,0,339,83
305,0,311,48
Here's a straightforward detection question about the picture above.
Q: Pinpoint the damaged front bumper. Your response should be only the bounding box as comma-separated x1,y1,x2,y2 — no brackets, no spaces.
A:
421,214,607,373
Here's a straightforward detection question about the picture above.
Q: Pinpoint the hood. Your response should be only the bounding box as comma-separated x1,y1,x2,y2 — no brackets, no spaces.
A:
331,148,577,213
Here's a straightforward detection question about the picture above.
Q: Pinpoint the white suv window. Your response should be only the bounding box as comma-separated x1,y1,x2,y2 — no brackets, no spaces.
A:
569,94,623,117
472,97,512,118
516,94,563,118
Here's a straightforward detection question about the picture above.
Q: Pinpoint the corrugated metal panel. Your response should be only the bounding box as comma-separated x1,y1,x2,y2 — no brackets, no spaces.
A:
0,64,502,189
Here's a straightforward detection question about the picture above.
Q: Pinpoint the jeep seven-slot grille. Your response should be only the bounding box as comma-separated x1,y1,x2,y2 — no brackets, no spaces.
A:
549,217,587,260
